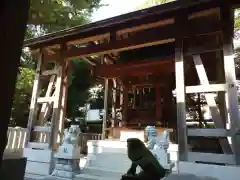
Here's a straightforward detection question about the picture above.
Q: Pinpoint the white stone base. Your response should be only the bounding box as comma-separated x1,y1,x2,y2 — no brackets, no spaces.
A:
51,144,81,179
150,148,172,168
23,148,54,176
56,144,81,159
163,173,220,180
178,161,240,180
51,158,80,179
120,131,145,142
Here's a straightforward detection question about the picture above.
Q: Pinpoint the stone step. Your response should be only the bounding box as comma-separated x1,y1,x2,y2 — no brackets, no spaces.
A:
81,167,123,179
24,173,45,180
76,174,119,180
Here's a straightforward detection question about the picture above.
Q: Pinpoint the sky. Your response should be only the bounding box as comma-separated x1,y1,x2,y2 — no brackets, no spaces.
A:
91,0,146,22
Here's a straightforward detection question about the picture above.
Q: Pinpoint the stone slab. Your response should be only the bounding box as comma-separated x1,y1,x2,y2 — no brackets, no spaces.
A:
163,174,219,180
120,131,145,142
23,149,54,176
179,161,240,180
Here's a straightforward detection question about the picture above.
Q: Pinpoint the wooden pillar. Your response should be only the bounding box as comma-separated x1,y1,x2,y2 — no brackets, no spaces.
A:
49,44,66,150
58,58,71,143
155,85,162,125
25,51,43,146
102,78,109,139
119,84,124,123
139,87,143,108
133,87,136,109
122,85,129,126
175,14,188,161
216,53,227,128
221,4,240,164
162,84,175,128
38,75,56,125
112,78,117,125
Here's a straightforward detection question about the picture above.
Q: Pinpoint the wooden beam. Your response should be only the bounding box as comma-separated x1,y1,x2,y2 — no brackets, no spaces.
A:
221,4,240,164
188,152,235,165
45,17,222,61
123,76,168,86
185,84,227,93
25,0,229,49
117,18,174,36
39,75,55,123
193,54,232,153
185,43,222,56
37,96,55,103
188,128,233,137
94,57,174,78
67,33,110,45
41,69,58,76
82,57,96,65
32,126,51,133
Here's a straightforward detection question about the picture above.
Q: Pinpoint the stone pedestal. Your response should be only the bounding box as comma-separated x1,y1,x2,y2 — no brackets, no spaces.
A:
145,127,174,173
51,145,81,179
50,125,82,179
178,161,239,180
150,141,174,173
23,148,54,176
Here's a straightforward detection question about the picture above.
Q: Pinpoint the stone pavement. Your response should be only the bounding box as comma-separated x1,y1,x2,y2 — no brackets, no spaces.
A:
25,173,220,180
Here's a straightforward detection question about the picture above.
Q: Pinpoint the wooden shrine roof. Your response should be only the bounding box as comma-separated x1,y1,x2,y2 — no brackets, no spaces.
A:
23,0,239,78
24,0,239,49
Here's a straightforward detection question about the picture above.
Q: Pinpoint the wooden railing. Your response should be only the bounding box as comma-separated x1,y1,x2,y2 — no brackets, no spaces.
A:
5,127,27,155
5,127,102,156
79,133,102,154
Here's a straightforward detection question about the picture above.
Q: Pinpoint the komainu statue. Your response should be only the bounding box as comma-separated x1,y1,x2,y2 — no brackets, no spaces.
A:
144,126,169,150
62,125,81,146
121,138,166,180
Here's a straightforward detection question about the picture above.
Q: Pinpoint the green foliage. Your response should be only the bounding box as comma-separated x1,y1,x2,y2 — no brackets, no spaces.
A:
28,0,102,33
11,68,35,127
235,10,240,33
66,60,94,119
11,1,102,126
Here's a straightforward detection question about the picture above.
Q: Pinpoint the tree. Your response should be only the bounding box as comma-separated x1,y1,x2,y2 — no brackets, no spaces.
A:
67,60,94,119
10,1,102,127
10,67,35,127
28,0,102,34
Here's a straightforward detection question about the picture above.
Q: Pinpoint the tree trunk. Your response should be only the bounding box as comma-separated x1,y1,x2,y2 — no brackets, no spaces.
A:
0,0,30,169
